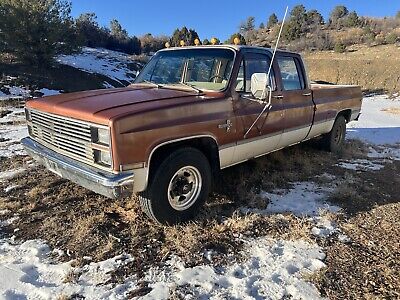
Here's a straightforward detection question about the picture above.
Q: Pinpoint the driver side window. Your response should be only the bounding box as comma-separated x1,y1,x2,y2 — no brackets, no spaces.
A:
235,55,276,93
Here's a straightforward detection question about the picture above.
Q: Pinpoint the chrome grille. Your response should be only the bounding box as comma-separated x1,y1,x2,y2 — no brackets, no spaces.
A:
29,110,95,164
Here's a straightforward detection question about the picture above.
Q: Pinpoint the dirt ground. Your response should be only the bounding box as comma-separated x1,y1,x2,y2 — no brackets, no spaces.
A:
1,139,399,299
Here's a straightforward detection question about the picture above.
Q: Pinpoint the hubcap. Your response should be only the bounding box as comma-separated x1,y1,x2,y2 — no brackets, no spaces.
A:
334,125,343,145
167,166,202,211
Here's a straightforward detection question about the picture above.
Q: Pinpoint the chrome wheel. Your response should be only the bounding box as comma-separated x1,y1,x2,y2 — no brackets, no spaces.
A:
167,166,202,211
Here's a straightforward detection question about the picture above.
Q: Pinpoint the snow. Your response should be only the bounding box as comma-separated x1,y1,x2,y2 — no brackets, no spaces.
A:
0,85,30,101
0,168,26,182
244,182,340,217
0,236,138,299
57,47,139,85
144,238,326,300
336,159,386,171
38,88,61,96
347,95,400,145
0,124,27,157
0,107,25,124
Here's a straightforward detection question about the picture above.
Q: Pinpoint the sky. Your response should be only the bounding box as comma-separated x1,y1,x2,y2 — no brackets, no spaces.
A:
70,0,400,41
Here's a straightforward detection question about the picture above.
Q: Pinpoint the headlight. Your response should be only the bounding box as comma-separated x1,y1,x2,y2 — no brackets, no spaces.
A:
92,127,110,146
95,149,112,166
25,108,31,121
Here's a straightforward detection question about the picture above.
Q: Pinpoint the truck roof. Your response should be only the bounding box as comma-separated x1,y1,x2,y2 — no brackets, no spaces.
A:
158,45,298,56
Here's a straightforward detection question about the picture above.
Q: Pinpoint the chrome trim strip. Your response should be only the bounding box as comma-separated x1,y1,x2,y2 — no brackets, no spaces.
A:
21,137,133,199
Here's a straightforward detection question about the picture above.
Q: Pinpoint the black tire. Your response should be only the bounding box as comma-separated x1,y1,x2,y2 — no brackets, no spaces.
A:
322,115,347,153
138,147,211,225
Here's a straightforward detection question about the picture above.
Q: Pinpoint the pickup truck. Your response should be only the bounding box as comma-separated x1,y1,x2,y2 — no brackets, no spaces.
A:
22,45,362,224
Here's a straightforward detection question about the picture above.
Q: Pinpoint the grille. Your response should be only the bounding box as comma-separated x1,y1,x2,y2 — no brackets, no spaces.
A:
29,110,95,164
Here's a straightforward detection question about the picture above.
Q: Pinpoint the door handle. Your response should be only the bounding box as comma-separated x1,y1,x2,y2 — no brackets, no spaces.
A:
272,95,283,99
302,92,312,96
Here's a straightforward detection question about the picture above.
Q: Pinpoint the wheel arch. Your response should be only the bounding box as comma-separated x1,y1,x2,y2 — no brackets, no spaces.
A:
136,135,220,193
336,109,352,123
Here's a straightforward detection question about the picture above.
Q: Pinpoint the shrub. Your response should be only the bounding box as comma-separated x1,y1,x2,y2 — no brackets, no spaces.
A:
334,42,346,53
386,32,398,44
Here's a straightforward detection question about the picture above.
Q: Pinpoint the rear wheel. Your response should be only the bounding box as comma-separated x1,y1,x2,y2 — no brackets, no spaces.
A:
138,147,211,224
322,115,347,153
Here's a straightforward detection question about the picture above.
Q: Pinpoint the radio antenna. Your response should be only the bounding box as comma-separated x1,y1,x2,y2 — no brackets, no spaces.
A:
245,6,289,138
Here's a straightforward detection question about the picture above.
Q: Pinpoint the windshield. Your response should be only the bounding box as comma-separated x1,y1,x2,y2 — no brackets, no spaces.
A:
134,48,235,91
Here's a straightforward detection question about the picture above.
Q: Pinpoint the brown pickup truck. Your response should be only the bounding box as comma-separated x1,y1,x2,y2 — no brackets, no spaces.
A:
22,45,362,224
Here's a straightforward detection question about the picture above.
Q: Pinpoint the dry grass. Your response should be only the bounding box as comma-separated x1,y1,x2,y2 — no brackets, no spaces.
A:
0,139,398,298
314,203,400,299
303,44,400,94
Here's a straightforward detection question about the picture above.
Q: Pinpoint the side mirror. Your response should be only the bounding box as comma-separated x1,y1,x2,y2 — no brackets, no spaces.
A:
250,73,269,100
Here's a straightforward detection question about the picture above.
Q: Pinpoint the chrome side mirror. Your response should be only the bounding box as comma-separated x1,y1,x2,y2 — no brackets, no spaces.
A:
250,73,268,100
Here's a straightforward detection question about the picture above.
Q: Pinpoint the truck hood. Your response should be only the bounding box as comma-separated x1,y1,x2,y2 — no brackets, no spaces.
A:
26,85,217,125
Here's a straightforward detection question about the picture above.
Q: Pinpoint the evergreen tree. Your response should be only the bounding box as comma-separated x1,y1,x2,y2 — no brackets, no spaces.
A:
330,5,349,28
110,19,128,40
75,13,109,48
345,11,360,27
170,27,200,46
397,11,400,19
202,38,210,45
259,22,265,29
267,13,278,28
0,0,77,65
240,16,255,34
306,9,324,26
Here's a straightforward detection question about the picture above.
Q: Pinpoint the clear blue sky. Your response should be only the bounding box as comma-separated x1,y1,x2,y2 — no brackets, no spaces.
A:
70,0,400,41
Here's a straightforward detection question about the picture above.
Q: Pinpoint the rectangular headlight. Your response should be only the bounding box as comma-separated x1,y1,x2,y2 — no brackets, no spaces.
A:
92,127,110,146
94,149,112,166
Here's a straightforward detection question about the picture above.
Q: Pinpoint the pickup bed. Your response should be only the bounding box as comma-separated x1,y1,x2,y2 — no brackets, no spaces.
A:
22,45,362,224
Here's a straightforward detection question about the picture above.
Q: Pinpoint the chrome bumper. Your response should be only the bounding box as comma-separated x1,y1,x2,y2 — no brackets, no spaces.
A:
21,137,134,199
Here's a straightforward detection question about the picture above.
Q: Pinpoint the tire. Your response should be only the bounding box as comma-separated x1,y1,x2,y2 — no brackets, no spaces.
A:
322,115,347,153
138,147,212,225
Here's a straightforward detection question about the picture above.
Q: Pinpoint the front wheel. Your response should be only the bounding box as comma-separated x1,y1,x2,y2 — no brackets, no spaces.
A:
322,115,347,153
138,148,211,224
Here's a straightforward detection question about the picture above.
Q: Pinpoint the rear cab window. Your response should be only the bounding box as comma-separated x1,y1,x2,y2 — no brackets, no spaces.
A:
277,56,305,91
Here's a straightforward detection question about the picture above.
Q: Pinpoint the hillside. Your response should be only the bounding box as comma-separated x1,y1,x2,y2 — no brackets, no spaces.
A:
303,44,400,94
0,47,143,102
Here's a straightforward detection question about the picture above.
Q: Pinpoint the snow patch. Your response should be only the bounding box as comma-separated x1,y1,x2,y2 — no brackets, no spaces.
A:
0,168,26,181
57,47,139,85
245,182,340,217
336,159,385,171
0,124,28,157
348,95,400,159
144,238,326,300
38,88,61,96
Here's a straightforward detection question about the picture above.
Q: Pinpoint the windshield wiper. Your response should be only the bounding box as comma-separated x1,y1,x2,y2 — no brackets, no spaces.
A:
141,80,163,89
176,82,203,94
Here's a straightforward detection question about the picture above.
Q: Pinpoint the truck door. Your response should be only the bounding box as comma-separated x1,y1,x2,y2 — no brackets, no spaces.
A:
231,52,285,163
276,55,314,148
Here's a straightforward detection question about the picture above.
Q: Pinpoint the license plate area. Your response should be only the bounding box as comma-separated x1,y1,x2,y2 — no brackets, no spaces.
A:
45,159,62,177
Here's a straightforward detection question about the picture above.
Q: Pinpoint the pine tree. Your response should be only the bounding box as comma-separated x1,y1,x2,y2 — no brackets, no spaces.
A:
0,0,77,65
267,13,278,28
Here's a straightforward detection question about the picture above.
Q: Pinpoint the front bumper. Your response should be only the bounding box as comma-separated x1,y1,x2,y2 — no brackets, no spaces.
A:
21,137,134,199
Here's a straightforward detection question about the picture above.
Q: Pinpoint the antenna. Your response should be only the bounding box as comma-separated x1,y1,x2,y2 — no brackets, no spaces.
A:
244,6,289,138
